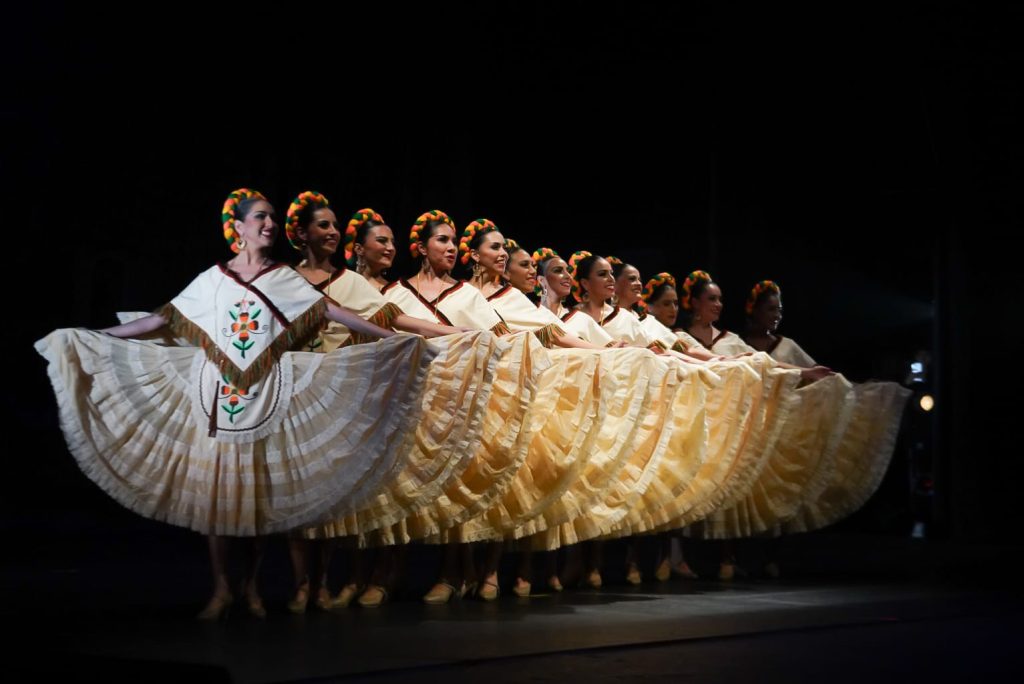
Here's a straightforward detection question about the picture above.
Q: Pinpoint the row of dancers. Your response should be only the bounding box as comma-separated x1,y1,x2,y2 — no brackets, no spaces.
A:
36,188,910,618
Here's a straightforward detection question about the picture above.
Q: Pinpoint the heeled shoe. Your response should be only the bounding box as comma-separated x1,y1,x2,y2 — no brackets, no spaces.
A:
331,584,359,609
287,583,310,614
358,585,388,608
197,593,233,621
477,580,500,601
625,565,642,586
423,581,463,605
585,569,602,589
654,558,671,582
671,562,699,580
246,595,267,619
512,579,531,598
314,587,333,611
718,562,735,581
547,576,564,593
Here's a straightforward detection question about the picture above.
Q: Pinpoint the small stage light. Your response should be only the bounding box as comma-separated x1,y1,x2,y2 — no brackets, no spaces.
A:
919,394,934,412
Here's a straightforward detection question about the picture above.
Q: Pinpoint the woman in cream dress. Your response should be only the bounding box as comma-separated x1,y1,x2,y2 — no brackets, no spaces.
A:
35,189,444,620
284,193,468,609
741,280,911,538
678,271,885,580
460,224,631,596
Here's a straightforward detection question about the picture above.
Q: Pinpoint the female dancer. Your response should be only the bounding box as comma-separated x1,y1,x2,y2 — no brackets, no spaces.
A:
535,248,620,347
461,224,618,596
741,280,911,539
639,272,699,579
347,208,396,291
503,238,538,298
678,271,853,579
379,210,519,603
36,189,441,620
283,192,463,610
643,273,681,331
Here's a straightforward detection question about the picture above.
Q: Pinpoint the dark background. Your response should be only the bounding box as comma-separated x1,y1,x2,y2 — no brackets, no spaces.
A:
3,2,1021,542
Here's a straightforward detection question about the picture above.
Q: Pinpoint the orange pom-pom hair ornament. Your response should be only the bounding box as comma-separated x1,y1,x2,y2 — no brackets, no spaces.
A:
221,188,267,254
531,247,561,297
459,218,500,266
643,272,677,303
409,210,456,258
345,208,385,267
680,270,713,311
746,280,781,315
532,247,560,272
567,250,595,303
641,272,678,314
284,191,330,251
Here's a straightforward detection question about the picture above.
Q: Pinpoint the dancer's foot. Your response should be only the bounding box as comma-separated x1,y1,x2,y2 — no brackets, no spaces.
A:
654,558,671,582
671,562,699,580
287,582,310,614
197,592,233,621
332,583,359,609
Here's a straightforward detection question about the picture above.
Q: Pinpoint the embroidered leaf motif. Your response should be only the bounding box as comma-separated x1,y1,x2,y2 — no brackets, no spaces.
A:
221,404,246,423
233,339,255,357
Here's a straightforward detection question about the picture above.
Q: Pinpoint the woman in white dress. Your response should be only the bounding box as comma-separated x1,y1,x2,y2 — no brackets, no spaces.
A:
36,188,428,620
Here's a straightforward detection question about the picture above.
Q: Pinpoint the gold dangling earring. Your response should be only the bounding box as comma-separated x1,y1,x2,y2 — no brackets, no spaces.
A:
237,237,247,250
472,262,481,278
356,254,367,274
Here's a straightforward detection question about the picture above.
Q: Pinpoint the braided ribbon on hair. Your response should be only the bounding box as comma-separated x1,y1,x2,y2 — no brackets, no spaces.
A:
532,247,559,265
504,238,523,254
459,218,498,266
640,272,677,315
680,270,713,311
567,250,593,303
643,272,677,303
409,209,455,258
284,191,330,251
605,255,623,267
221,188,267,254
345,208,384,265
746,279,781,315
531,247,560,297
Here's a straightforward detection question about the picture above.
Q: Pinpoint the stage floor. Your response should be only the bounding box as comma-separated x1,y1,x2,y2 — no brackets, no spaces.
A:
2,511,1021,682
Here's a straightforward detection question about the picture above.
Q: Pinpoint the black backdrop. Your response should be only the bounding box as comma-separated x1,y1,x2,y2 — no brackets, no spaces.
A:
4,2,1022,540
